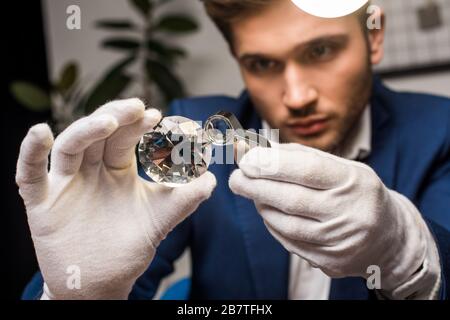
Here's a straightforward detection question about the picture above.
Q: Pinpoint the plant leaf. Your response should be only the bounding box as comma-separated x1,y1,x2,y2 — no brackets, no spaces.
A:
145,59,185,102
129,0,152,18
102,38,141,51
10,81,51,112
95,19,137,30
146,39,186,63
83,56,135,114
155,15,198,33
57,62,78,92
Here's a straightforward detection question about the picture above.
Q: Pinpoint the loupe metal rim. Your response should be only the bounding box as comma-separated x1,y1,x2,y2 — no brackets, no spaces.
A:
204,114,235,145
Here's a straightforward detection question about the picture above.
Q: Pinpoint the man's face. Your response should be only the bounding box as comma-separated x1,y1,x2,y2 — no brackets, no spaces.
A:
232,0,383,152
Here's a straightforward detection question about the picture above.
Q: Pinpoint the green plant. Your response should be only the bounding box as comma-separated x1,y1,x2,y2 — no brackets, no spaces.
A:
10,61,85,131
11,0,198,131
92,0,198,113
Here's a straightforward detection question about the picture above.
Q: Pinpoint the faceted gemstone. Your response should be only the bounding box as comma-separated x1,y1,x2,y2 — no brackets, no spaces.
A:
138,116,212,187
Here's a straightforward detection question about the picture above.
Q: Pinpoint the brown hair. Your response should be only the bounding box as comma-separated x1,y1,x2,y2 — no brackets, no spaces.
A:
202,0,371,49
202,0,272,46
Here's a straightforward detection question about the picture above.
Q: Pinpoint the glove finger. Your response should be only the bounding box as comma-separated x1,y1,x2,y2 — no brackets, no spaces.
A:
91,98,146,125
16,124,54,206
238,144,349,189
257,202,351,245
82,140,106,166
266,224,366,278
50,115,118,175
229,169,329,220
256,203,329,245
82,98,147,166
264,223,325,269
103,109,162,169
145,171,217,245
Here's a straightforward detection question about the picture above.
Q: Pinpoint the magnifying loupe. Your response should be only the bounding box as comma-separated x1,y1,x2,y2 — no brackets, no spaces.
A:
203,111,271,160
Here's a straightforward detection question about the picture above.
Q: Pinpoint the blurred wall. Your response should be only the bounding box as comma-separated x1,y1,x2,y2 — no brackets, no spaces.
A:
384,72,450,97
373,0,450,96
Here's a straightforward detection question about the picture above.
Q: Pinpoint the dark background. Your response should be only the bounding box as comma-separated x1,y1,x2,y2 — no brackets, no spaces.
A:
3,0,50,300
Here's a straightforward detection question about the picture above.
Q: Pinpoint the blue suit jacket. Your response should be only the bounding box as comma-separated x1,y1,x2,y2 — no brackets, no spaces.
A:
23,79,450,300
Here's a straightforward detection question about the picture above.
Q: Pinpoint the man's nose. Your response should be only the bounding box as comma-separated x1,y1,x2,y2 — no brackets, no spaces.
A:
282,64,318,112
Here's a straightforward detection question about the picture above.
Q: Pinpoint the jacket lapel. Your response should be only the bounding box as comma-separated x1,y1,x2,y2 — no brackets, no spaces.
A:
365,79,398,190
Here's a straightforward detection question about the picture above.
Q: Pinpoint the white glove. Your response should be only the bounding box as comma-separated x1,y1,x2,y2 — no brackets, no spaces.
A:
16,98,217,300
229,143,438,295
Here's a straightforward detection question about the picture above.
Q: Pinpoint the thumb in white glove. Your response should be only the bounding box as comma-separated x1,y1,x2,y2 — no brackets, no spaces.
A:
16,98,217,299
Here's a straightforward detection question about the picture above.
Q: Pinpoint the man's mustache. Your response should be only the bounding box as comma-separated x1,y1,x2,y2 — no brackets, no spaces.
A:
288,104,316,118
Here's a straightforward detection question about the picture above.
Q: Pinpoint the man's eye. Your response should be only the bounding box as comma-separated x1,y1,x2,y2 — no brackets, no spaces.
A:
307,44,335,61
247,59,281,74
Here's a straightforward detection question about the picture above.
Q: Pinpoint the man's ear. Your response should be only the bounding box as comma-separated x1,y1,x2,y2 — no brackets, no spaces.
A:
367,7,385,66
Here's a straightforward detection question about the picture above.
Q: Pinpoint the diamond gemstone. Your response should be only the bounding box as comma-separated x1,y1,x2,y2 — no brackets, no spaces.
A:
138,116,212,187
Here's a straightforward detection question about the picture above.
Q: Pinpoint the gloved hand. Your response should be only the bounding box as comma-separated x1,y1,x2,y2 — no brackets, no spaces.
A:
229,143,430,292
16,98,217,300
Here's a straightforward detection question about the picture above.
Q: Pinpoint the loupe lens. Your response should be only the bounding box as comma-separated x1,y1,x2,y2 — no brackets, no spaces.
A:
204,115,234,145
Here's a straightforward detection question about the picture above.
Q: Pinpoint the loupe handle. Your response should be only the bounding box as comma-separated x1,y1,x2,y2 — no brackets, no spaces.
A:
204,110,271,150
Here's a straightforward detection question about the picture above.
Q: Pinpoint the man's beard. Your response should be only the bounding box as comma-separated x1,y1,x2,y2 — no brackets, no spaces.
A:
328,66,373,154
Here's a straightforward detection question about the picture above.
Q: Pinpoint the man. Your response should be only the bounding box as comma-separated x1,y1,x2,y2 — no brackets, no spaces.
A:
19,0,449,300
